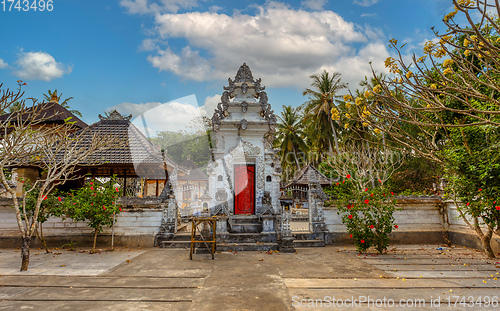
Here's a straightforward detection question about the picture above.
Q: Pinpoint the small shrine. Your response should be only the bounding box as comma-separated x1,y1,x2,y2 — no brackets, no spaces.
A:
207,63,282,236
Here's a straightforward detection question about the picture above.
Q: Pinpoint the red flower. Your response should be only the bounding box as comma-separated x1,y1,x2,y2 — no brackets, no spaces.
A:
466,202,470,206
394,225,399,229
336,182,339,186
43,196,47,200
119,208,122,212
364,199,369,204
346,174,351,179
364,188,368,192
360,239,365,244
73,203,76,205
378,179,382,183
383,193,386,196
103,206,106,210
90,187,94,191
17,80,22,83
91,203,93,206
391,192,394,195
478,188,482,192
348,215,353,219
347,205,351,209
90,182,93,185
116,188,119,192
349,234,353,238
369,225,374,229
370,193,374,197
57,197,61,201
496,206,500,210
342,180,345,184
22,82,27,86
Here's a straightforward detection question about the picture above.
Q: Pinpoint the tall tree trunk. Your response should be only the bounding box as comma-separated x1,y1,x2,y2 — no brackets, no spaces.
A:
293,149,301,170
20,236,31,271
329,114,340,155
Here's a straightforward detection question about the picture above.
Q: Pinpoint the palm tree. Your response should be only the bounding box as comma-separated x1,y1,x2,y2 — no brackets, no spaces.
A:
275,105,308,181
43,89,82,117
302,70,346,156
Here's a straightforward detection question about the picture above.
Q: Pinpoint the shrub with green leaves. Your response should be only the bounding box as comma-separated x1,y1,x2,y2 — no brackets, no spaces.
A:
63,178,121,252
327,175,398,253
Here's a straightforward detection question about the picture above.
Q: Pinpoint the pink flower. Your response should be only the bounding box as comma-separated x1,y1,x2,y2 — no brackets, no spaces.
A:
348,215,353,219
346,174,351,179
90,182,93,185
90,187,94,191
364,199,369,204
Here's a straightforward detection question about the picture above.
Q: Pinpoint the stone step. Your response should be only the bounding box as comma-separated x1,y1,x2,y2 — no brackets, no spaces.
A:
160,240,191,248
293,239,325,248
228,223,262,233
220,233,277,243
217,242,279,252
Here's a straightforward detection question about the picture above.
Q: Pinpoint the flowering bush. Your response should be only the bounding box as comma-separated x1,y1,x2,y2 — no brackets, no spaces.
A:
327,175,398,253
63,178,121,252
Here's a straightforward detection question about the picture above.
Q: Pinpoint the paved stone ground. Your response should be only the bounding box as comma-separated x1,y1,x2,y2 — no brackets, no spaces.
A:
0,244,498,310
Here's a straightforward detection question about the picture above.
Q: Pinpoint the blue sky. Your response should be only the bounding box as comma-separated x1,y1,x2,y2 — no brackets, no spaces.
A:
0,0,453,131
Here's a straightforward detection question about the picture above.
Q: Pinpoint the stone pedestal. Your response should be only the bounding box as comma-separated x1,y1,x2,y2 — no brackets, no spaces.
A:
279,237,296,253
261,215,275,233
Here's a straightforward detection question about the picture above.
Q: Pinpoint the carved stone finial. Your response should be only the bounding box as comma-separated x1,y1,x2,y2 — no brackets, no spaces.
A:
233,63,255,83
99,110,132,121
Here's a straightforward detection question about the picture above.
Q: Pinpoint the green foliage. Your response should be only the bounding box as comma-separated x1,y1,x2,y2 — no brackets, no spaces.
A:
387,155,442,194
21,181,65,223
327,176,398,253
63,178,121,234
150,130,211,168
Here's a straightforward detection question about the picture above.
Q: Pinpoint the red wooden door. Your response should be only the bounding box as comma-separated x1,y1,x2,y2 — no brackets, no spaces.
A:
234,164,255,214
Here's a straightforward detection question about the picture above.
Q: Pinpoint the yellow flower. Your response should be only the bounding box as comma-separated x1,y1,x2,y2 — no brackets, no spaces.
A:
344,123,350,129
373,85,382,93
433,48,447,58
441,35,452,41
430,83,437,89
443,59,453,68
343,94,353,102
464,49,471,57
444,7,458,22
346,113,351,118
331,108,340,121
406,71,414,79
355,97,363,106
345,102,352,109
374,128,381,134
362,122,369,127
384,57,395,68
389,38,398,45
463,38,470,46
417,56,426,63
470,35,477,42
423,41,435,54
443,68,453,76
364,90,373,98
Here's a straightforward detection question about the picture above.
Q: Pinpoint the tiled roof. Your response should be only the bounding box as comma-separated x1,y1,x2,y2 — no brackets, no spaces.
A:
178,167,208,181
285,164,332,187
0,102,87,129
74,111,163,165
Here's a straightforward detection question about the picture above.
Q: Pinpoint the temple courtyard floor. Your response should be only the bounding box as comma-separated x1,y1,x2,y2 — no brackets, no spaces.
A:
0,244,499,310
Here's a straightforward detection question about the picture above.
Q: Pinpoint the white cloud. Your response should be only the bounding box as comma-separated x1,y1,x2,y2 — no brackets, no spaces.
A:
0,59,8,69
14,51,72,81
353,0,379,7
120,0,200,14
301,0,328,11
201,94,221,117
138,3,390,88
108,95,204,135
